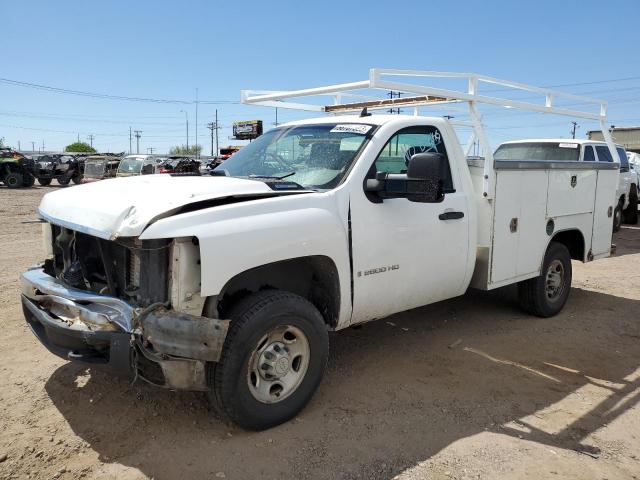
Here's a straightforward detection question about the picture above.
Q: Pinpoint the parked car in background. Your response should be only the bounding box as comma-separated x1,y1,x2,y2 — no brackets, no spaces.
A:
30,153,84,186
219,146,241,160
628,152,640,195
157,156,201,175
116,155,164,177
83,155,122,182
495,139,638,230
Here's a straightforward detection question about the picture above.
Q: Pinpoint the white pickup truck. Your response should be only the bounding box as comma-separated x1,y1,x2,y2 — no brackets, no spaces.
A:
21,70,620,430
495,139,638,230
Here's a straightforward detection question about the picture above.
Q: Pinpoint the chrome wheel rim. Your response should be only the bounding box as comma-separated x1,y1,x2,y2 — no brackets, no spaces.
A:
247,325,310,404
545,259,565,300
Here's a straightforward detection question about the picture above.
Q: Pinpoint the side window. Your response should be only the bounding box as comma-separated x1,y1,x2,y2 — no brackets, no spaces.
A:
373,126,453,191
595,146,614,162
616,147,629,169
583,146,595,161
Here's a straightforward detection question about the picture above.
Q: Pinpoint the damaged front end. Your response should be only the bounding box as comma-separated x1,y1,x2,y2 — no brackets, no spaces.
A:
21,225,229,391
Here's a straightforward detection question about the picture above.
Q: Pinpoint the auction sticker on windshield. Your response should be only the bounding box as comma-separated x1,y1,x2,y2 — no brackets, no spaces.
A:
330,124,372,135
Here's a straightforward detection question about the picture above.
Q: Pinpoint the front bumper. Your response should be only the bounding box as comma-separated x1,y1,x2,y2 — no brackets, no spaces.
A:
21,267,229,390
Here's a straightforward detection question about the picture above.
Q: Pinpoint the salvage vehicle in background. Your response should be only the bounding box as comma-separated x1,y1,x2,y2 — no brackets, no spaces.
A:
0,147,35,188
157,156,201,175
494,139,637,230
116,154,164,177
21,70,620,430
82,154,122,183
31,153,85,186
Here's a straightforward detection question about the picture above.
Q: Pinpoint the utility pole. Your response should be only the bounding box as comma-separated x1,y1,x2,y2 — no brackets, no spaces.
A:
77,133,80,143
17,141,21,151
570,121,579,139
147,147,154,154
31,141,35,152
129,127,132,154
215,109,219,157
195,88,199,158
207,110,221,157
134,130,142,154
42,139,45,152
275,107,278,126
87,134,94,148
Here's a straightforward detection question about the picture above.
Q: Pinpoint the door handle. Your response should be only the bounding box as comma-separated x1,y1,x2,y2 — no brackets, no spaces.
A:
439,211,464,220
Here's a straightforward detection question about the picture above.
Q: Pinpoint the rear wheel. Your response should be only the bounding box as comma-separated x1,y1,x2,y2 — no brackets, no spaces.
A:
518,242,572,318
207,290,329,430
4,172,23,189
57,176,71,186
624,185,638,225
37,177,52,186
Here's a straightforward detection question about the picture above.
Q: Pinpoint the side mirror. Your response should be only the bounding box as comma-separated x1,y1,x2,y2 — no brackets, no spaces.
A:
365,152,446,203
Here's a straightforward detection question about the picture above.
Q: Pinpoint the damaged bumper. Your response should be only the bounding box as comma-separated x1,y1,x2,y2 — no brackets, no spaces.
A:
21,267,229,390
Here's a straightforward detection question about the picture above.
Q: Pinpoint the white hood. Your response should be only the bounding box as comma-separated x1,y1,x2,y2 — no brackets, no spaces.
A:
38,175,278,239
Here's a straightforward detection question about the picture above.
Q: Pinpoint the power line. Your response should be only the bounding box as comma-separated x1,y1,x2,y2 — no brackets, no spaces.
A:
0,77,238,105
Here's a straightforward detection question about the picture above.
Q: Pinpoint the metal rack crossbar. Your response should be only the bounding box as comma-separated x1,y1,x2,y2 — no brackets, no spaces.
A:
241,69,616,200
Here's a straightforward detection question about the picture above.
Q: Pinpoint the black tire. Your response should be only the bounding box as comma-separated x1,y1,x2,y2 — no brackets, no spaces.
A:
207,290,329,430
623,185,638,225
22,173,35,187
57,176,71,186
613,200,623,232
4,172,23,189
72,174,83,184
518,242,572,318
37,177,52,186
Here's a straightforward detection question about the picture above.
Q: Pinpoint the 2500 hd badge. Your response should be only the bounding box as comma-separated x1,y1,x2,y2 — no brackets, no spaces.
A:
358,264,400,277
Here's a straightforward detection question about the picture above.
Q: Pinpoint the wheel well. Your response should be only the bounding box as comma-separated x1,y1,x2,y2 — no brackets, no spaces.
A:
551,230,585,261
215,256,340,327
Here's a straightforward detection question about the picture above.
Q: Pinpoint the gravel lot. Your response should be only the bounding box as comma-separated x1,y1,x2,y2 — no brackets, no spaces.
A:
1,185,639,480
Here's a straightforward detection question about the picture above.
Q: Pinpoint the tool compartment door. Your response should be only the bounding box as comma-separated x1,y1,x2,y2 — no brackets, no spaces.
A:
547,170,596,217
491,170,548,284
591,169,618,257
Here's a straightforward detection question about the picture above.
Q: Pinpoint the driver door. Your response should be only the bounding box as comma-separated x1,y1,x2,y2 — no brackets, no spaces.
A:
349,125,470,324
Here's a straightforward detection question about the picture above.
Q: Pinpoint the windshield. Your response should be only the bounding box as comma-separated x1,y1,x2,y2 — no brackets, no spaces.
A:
118,158,143,174
84,161,106,177
214,123,372,189
494,142,580,161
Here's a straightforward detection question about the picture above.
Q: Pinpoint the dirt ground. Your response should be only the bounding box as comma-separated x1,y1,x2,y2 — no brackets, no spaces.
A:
1,185,639,480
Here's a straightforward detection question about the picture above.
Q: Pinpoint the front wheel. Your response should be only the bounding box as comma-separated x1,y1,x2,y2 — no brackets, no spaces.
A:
208,290,329,430
37,177,52,186
57,176,71,186
518,242,572,318
613,201,623,232
72,174,83,184
4,172,23,188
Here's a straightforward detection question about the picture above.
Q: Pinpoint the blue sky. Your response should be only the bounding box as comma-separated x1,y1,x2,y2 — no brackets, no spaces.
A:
3,0,640,153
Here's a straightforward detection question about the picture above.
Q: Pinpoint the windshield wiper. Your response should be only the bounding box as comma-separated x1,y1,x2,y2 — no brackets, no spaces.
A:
249,171,296,180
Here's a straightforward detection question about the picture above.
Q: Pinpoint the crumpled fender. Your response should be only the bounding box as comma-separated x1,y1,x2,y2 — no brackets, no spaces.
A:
140,192,351,320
